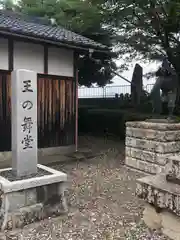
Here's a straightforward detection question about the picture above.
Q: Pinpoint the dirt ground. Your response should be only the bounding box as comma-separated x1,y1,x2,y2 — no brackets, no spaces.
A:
3,136,169,240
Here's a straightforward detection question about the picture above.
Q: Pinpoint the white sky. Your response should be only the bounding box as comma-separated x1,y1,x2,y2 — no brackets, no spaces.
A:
109,59,160,87
78,59,160,98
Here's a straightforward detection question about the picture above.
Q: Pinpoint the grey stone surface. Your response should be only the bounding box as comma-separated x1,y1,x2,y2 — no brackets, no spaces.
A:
7,191,26,211
125,121,180,174
125,157,165,174
136,174,180,216
161,211,180,240
0,164,67,193
0,164,68,231
143,203,162,230
126,137,180,153
0,167,51,181
143,203,180,240
25,188,37,206
133,121,180,239
11,69,37,177
165,155,180,179
126,121,180,131
126,127,180,142
131,63,143,106
126,147,170,165
0,178,68,230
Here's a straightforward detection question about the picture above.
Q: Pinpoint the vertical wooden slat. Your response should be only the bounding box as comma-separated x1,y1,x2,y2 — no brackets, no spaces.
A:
0,72,11,151
51,79,54,147
36,75,74,148
38,78,42,148
7,74,11,150
56,79,60,145
44,79,47,146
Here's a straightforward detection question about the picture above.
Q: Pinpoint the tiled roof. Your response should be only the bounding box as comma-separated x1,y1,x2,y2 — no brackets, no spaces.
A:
0,10,108,51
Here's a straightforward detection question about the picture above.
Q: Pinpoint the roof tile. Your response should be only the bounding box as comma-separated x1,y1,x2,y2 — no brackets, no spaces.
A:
0,11,108,50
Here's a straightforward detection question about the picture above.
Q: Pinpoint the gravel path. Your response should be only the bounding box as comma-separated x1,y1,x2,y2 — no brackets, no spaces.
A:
3,137,170,239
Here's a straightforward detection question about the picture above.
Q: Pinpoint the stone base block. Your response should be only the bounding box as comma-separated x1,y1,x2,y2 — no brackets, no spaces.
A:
126,136,180,154
0,164,68,230
126,157,165,174
125,121,180,175
143,203,180,240
126,147,172,165
136,174,180,216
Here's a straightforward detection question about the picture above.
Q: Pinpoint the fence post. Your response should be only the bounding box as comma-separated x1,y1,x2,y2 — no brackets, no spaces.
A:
103,87,106,98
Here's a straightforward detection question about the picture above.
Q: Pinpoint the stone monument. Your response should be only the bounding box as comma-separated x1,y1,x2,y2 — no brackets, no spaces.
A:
0,69,68,231
131,63,143,107
11,70,38,177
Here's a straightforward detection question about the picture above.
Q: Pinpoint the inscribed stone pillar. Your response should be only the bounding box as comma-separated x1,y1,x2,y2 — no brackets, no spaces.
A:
131,63,143,107
11,69,37,177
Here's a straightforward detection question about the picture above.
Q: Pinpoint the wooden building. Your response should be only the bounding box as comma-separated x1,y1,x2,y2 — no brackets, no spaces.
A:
0,10,108,152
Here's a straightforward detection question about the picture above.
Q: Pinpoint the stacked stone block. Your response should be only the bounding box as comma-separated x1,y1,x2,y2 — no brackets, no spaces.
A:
135,121,180,240
125,121,180,174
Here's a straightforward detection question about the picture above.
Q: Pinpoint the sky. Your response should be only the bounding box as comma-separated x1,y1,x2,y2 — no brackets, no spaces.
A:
109,59,160,86
78,59,160,98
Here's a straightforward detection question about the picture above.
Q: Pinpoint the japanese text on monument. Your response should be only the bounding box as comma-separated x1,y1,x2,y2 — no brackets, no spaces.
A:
21,80,34,150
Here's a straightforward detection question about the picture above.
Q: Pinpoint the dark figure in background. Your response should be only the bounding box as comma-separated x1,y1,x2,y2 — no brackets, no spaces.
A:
150,58,178,119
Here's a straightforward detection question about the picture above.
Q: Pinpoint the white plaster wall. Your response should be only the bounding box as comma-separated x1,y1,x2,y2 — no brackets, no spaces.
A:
0,37,74,77
48,47,74,77
14,41,44,73
0,37,8,70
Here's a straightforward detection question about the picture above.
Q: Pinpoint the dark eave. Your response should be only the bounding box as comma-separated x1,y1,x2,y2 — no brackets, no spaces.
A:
0,28,111,54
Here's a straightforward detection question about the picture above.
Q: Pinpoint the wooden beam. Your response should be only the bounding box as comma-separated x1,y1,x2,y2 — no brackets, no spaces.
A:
44,44,48,74
8,38,13,71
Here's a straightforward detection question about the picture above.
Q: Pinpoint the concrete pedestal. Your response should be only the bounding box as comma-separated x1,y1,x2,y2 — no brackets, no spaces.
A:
0,164,67,230
125,121,180,174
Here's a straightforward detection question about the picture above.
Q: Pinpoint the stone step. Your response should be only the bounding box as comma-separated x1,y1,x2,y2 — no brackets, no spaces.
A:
136,174,180,216
125,157,165,175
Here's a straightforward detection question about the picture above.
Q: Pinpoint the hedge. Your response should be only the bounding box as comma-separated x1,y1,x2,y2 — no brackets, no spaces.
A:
78,108,155,139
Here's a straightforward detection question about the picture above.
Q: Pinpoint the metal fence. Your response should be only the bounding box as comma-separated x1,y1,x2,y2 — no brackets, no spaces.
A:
78,84,154,98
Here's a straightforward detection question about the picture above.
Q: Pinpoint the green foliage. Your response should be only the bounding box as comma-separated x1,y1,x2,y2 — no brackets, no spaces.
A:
2,0,117,86
0,0,14,10
3,0,180,83
103,0,180,76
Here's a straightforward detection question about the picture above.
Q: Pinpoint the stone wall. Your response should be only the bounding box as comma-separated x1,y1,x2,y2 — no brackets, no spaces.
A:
125,121,180,174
